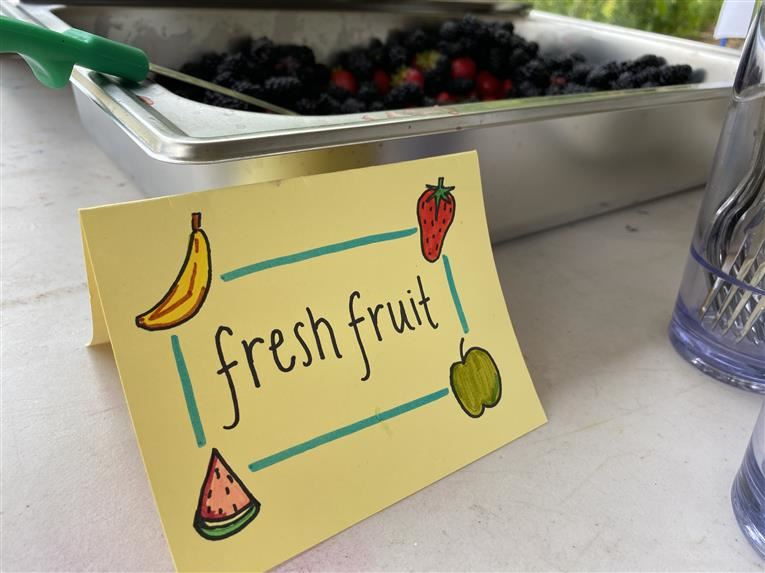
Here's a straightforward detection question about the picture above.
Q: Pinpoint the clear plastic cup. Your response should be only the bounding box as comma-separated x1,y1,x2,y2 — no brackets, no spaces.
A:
669,6,765,391
732,401,765,559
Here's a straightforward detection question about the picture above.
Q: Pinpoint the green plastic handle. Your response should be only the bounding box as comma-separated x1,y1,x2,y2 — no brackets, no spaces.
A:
0,16,149,88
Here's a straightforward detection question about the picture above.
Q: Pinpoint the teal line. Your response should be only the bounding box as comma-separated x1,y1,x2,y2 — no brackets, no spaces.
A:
442,255,469,334
221,227,418,281
249,387,449,472
171,335,206,448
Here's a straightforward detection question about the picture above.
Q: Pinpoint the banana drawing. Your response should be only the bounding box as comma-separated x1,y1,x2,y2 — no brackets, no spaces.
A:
135,212,211,331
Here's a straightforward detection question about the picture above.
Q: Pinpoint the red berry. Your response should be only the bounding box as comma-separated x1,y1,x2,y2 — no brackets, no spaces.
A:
476,70,500,99
502,78,514,96
331,69,358,95
451,57,477,80
396,67,425,89
436,91,453,104
372,69,390,95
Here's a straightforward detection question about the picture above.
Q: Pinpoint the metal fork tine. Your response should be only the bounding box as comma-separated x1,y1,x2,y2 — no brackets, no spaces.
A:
714,228,765,327
736,296,765,342
722,263,765,334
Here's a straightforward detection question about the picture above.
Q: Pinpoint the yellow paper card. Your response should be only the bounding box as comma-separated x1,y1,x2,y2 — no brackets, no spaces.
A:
80,151,546,571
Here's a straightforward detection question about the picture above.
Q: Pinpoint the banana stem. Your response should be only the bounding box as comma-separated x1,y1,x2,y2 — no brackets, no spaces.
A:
192,212,202,231
459,337,466,360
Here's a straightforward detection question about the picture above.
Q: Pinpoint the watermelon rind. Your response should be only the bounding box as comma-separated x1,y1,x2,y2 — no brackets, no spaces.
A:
193,502,260,541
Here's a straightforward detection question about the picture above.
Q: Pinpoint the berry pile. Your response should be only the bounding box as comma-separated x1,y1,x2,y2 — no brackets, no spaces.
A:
158,15,697,115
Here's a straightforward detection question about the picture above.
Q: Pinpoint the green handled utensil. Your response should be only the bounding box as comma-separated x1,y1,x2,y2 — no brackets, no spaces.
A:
0,16,296,115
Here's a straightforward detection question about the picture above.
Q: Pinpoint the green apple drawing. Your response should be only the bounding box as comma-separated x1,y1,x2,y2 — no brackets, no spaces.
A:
450,338,502,418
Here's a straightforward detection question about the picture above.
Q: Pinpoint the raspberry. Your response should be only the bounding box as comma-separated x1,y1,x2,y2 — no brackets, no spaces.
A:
372,69,391,94
451,57,477,80
331,69,358,95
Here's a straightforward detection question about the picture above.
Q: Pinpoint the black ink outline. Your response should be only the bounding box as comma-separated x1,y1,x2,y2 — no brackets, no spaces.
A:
193,448,261,541
135,212,212,331
416,177,456,263
449,338,502,419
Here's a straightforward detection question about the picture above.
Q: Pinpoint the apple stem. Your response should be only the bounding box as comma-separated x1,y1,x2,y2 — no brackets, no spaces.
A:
459,337,465,360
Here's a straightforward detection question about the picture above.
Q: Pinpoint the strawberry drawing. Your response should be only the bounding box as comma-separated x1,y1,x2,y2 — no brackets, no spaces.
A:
417,177,456,263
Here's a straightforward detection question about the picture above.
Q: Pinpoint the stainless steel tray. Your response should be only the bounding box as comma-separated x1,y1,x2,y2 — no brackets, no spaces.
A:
4,2,742,241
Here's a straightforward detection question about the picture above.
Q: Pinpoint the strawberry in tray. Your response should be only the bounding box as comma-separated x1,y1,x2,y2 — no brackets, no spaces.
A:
417,177,456,262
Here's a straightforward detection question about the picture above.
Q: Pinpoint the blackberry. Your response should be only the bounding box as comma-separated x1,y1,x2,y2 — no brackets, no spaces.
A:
216,53,252,79
295,98,319,115
508,47,531,69
231,80,264,98
423,96,436,107
634,66,660,86
519,59,550,88
245,38,276,78
658,64,692,86
491,27,513,47
570,63,592,84
585,61,622,89
629,54,667,72
297,64,330,96
487,47,511,77
327,83,352,101
449,77,475,96
343,49,374,80
404,28,430,53
182,52,223,81
439,20,459,41
458,15,488,41
357,81,380,103
424,68,450,96
340,98,366,114
204,90,251,111
525,41,540,58
515,80,541,98
367,38,387,68
501,21,515,35
212,70,238,88
547,55,575,74
264,76,302,104
369,100,386,112
386,44,410,71
384,83,423,108
316,93,342,114
612,71,638,90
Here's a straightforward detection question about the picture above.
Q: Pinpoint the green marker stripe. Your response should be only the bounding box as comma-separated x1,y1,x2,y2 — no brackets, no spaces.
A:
171,335,206,448
249,387,449,472
443,255,469,334
221,227,418,281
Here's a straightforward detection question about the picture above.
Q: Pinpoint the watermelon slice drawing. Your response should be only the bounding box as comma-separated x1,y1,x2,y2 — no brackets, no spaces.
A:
193,448,260,541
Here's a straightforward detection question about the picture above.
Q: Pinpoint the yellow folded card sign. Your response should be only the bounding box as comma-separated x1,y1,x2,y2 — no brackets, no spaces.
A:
80,151,546,571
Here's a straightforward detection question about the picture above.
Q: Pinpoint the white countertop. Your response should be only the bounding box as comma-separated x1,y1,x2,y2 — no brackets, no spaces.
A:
2,56,763,572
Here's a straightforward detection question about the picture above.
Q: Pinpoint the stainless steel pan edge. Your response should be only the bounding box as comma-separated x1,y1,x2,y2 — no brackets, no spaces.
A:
3,1,739,164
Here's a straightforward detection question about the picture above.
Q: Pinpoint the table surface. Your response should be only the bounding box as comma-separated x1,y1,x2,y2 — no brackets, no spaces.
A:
2,57,763,572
